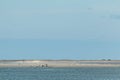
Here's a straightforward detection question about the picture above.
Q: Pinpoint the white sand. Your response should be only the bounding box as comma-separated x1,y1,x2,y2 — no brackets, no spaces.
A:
0,60,120,67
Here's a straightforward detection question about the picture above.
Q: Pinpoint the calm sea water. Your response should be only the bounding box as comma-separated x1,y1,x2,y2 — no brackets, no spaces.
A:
0,67,120,80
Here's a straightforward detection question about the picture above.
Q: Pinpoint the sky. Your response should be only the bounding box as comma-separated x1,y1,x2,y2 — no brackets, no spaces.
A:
0,0,120,60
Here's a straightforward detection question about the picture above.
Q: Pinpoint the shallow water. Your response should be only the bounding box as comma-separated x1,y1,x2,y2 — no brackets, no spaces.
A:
0,67,120,80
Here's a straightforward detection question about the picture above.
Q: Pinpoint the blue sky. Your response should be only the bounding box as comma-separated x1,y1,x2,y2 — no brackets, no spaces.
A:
0,0,120,60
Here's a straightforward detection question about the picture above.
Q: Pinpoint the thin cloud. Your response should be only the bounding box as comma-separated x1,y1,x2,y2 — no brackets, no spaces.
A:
5,8,94,16
110,15,120,19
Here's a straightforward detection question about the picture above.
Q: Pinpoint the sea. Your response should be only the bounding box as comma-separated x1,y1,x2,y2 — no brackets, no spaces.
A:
0,67,120,80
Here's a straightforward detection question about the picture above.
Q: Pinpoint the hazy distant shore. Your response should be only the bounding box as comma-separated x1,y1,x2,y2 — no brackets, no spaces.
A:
0,60,120,67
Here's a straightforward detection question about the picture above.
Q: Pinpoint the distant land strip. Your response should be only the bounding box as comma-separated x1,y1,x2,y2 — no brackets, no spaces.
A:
0,60,120,67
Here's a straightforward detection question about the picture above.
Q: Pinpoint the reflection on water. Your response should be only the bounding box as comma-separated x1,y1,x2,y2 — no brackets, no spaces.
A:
0,67,120,80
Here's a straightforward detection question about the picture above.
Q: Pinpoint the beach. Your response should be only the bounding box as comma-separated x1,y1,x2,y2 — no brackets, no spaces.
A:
0,60,120,67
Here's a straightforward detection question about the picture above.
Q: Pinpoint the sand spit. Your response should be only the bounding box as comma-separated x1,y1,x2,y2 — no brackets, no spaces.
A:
0,60,120,67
